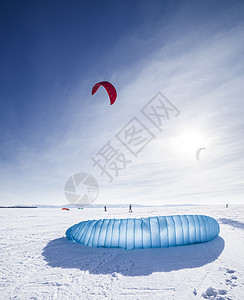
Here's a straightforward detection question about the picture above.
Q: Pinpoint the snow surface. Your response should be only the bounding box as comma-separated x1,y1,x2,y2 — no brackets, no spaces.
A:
0,205,243,300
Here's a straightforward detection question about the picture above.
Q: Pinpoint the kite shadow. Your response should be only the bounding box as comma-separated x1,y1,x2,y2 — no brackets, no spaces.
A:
42,235,225,276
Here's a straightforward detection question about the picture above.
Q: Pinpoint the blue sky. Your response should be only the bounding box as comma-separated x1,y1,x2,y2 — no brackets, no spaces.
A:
1,0,244,206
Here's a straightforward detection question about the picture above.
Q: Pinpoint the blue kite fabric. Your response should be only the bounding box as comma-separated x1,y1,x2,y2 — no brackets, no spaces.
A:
66,215,220,249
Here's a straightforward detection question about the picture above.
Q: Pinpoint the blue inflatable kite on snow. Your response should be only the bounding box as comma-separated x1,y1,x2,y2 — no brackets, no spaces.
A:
66,215,219,249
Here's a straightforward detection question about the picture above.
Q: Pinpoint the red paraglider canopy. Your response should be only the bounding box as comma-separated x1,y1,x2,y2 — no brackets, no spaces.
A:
92,81,117,105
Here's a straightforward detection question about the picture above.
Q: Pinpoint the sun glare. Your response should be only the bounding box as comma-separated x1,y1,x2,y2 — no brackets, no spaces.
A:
172,130,209,159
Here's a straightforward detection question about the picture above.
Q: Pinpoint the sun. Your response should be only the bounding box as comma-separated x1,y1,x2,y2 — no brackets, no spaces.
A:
171,130,208,159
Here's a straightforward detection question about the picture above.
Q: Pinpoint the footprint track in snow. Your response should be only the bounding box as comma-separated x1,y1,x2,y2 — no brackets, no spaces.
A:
200,267,239,299
224,268,238,288
201,286,228,299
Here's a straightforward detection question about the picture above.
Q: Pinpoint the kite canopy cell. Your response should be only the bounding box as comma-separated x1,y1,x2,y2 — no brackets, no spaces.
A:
66,215,220,249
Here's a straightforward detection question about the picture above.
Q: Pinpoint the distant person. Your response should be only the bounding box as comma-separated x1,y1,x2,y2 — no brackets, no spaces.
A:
129,204,132,213
226,204,228,208
104,206,107,212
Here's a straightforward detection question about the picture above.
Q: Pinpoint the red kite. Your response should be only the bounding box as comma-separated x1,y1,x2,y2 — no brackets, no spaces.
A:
92,81,117,105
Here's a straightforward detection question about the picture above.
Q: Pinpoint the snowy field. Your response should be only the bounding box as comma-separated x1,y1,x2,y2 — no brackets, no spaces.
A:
0,205,243,300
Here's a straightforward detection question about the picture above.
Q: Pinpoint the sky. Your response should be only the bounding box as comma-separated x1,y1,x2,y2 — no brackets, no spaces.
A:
0,0,244,206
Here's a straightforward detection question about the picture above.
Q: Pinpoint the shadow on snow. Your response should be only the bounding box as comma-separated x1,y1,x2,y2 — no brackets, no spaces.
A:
42,236,225,276
218,218,244,229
